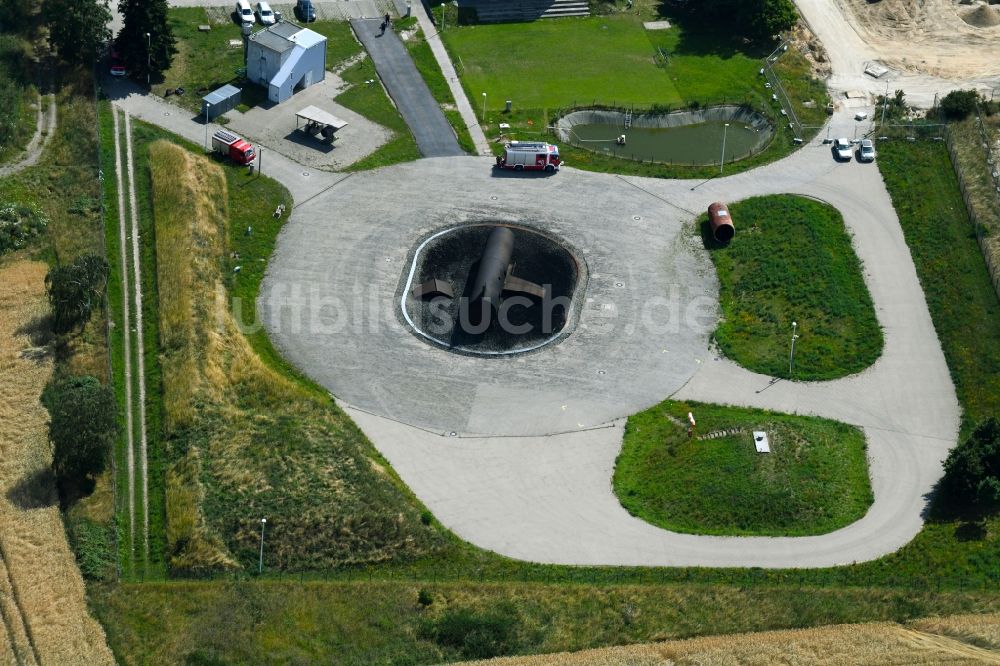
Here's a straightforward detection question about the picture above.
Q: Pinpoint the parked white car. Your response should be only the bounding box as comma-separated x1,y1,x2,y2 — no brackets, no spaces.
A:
235,0,254,24
257,1,275,25
854,111,869,121
832,137,853,161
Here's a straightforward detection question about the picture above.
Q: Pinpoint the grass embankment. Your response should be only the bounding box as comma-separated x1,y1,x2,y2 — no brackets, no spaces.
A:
443,13,827,178
705,195,882,380
149,140,441,573
457,616,1000,665
947,118,1000,290
0,34,39,165
613,401,872,536
91,579,1000,664
337,57,422,170
0,261,115,664
158,9,362,114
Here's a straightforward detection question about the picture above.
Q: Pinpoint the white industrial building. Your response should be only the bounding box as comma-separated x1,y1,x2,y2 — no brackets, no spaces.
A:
246,22,327,104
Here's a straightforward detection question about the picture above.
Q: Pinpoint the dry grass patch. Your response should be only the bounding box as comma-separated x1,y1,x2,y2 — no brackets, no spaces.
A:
151,141,441,572
910,613,1000,651
0,260,114,664
455,620,1000,665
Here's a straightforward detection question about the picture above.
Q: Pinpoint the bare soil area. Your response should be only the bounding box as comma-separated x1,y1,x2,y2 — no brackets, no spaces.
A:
841,0,1000,80
0,260,114,665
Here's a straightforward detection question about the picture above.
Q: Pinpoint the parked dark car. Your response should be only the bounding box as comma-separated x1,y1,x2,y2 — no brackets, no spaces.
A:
296,0,316,21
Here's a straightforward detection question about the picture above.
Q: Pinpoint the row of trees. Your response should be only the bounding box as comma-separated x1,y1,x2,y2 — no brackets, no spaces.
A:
43,255,117,503
41,0,175,82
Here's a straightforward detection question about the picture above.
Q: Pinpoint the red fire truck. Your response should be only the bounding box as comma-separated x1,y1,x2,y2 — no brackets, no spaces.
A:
495,141,561,172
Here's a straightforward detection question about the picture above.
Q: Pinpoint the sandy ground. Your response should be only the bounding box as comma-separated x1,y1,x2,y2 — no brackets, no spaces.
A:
456,619,1000,665
841,0,1000,80
795,0,1000,106
0,261,114,665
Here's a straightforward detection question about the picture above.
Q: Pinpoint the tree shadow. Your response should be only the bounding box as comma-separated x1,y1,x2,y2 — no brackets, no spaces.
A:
6,467,58,510
14,313,55,365
651,1,774,60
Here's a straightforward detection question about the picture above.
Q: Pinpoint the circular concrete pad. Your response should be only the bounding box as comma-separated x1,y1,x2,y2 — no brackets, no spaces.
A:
260,157,717,436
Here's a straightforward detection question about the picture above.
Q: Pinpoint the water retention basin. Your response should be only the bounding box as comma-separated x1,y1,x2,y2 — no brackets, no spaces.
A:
555,106,774,166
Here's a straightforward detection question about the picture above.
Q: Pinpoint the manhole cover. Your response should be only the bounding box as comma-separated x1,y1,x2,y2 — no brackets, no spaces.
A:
490,195,497,200
597,369,606,375
302,171,311,177
632,215,642,221
615,282,624,288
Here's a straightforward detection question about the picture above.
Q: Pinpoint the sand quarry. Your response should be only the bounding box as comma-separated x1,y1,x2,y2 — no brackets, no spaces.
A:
841,0,1000,80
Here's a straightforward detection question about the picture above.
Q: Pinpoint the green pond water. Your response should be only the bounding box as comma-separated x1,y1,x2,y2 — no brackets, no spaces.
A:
569,120,768,165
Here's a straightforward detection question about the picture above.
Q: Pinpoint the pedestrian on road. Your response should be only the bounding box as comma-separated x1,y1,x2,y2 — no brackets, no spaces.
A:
384,12,391,27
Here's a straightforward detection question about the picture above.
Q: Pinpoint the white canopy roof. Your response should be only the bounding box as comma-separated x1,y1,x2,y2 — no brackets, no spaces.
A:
295,105,347,130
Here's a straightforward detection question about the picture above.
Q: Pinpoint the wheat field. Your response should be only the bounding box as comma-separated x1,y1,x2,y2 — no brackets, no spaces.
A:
456,617,1000,665
0,260,114,665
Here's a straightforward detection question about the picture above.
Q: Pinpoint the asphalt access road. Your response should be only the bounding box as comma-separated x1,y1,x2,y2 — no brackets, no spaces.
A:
352,18,464,158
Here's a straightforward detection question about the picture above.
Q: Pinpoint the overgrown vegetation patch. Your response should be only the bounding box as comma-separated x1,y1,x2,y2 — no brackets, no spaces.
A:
614,400,872,536
705,194,883,380
149,140,442,573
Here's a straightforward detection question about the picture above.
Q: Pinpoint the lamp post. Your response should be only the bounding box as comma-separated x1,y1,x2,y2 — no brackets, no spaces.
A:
789,321,799,377
481,92,487,122
146,32,151,87
719,122,729,175
258,517,266,574
441,0,445,29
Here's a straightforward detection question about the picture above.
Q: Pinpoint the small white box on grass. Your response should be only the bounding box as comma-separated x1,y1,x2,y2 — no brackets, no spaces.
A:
753,431,770,453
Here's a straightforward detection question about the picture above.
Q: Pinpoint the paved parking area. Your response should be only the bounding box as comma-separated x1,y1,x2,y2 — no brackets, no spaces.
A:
259,158,716,435
224,74,393,171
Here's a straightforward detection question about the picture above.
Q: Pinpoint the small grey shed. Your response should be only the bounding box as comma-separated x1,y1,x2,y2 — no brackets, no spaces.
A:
201,84,242,121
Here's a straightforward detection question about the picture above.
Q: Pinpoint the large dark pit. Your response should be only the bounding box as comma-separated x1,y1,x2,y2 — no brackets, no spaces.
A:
403,224,584,355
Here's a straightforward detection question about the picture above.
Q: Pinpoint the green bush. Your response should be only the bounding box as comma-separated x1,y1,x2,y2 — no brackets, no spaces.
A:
42,375,117,497
422,604,522,660
0,202,48,254
939,90,981,121
45,253,108,334
942,418,1000,511
70,518,117,580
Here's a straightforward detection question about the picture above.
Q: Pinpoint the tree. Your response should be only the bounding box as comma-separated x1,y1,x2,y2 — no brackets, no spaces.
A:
939,89,981,121
44,0,111,64
745,0,797,40
673,0,797,41
116,0,176,84
45,254,108,334
42,375,117,493
942,418,1000,510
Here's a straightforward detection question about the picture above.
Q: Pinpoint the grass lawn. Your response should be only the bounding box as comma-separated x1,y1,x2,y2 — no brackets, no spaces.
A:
444,15,682,111
445,13,827,177
91,579,1000,664
156,10,363,115
705,195,883,380
614,401,872,536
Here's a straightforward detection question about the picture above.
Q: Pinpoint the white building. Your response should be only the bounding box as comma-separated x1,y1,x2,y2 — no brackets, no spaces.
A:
246,22,327,104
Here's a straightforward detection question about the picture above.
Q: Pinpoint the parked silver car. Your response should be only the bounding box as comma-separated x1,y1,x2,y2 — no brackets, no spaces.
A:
858,139,876,162
832,137,853,161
